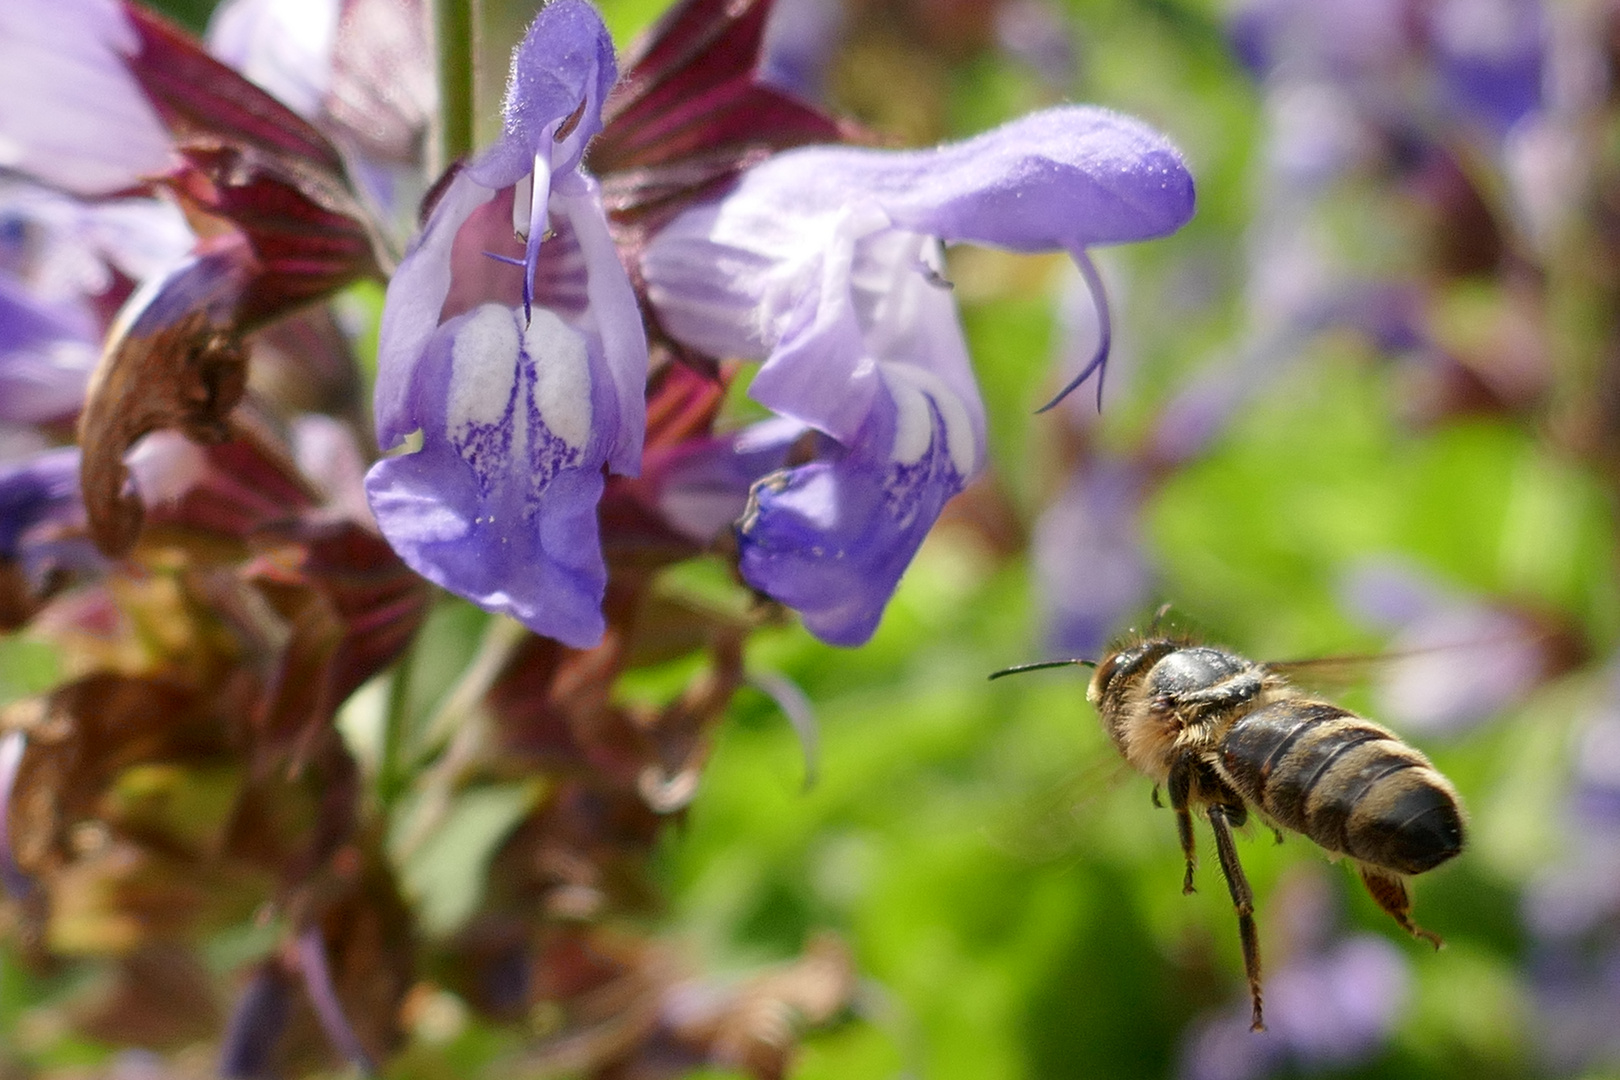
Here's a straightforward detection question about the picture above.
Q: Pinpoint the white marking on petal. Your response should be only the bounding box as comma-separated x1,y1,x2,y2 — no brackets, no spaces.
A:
887,375,933,466
882,364,976,478
449,304,522,432
524,308,592,451
447,304,524,487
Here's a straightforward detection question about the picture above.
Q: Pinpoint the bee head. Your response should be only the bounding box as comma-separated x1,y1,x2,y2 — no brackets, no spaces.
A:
1087,638,1178,707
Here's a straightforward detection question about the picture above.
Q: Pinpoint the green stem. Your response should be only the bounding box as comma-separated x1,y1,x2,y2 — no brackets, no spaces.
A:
433,0,478,174
378,639,416,807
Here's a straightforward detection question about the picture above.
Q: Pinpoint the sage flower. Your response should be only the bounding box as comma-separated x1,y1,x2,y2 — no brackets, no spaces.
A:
642,106,1193,644
365,0,648,649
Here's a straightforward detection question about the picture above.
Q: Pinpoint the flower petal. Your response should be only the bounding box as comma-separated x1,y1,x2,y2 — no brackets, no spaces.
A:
466,0,617,189
0,0,173,196
671,104,1194,257
366,303,618,648
0,273,98,424
373,171,496,448
737,370,970,646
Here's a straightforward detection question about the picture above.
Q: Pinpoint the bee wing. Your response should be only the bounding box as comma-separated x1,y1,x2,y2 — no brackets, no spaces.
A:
1266,621,1569,722
983,756,1137,863
1263,652,1388,693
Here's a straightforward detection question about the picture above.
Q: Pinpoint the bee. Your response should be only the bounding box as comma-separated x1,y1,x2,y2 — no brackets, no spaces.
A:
992,632,1467,1032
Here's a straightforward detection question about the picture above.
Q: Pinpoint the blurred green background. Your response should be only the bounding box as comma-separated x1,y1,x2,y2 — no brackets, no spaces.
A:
7,0,1618,1077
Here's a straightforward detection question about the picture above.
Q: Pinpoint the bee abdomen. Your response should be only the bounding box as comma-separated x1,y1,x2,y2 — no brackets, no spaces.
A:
1221,701,1465,875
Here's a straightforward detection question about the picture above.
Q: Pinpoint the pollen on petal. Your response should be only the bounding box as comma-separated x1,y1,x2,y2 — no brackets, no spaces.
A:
524,308,591,451
447,303,522,491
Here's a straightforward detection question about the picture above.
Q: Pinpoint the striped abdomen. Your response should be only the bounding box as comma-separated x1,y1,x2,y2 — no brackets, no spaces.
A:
1219,699,1465,875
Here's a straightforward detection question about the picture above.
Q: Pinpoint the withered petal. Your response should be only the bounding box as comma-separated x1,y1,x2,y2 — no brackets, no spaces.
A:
78,244,253,557
122,1,345,175
590,0,848,229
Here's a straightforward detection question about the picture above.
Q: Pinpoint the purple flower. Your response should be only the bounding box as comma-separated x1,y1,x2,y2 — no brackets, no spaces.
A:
206,0,435,228
365,0,647,649
0,271,99,425
1181,936,1409,1080
642,106,1193,644
0,446,85,570
0,0,175,197
1341,559,1550,733
1428,0,1546,139
1033,458,1153,659
1179,870,1410,1080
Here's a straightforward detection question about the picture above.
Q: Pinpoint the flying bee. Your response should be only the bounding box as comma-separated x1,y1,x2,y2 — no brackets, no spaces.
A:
992,633,1467,1032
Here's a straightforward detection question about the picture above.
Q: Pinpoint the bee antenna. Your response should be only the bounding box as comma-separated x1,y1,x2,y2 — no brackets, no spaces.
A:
988,659,1096,681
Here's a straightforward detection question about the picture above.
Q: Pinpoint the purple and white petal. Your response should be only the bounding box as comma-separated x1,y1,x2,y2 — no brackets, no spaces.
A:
0,0,173,196
368,302,616,647
367,0,647,648
737,367,974,646
0,273,98,423
0,446,83,561
645,103,1192,644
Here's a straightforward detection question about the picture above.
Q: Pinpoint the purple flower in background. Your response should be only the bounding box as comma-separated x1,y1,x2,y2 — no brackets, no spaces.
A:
0,177,193,426
1181,936,1410,1080
1522,658,1620,1072
759,0,845,103
0,273,100,426
1429,0,1546,139
1179,870,1410,1080
643,106,1193,644
0,445,99,627
0,446,85,569
365,0,648,649
0,0,176,198
206,0,434,228
1033,457,1152,659
1341,558,1551,733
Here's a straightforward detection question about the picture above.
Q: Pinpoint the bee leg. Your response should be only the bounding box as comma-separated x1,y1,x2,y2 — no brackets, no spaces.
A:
1151,785,1163,809
1167,760,1197,894
1358,866,1443,950
1271,827,1284,845
1208,803,1264,1032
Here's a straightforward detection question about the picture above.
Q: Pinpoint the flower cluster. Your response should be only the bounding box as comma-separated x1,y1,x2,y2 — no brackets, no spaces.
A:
0,0,1193,1074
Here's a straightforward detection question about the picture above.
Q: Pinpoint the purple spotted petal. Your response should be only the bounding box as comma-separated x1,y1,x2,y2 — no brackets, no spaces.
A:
367,0,646,647
368,302,620,648
738,378,968,646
